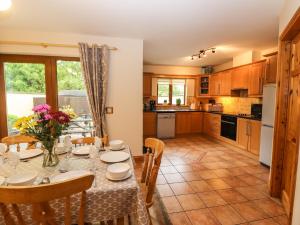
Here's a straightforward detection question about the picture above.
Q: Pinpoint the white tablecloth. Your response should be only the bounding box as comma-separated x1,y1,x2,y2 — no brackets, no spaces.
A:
0,147,150,225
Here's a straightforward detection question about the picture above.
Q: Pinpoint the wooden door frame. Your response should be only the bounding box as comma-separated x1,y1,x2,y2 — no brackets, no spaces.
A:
0,54,80,139
269,7,300,222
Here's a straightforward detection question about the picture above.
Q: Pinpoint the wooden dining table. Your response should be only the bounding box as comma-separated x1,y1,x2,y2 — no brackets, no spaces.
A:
0,146,150,225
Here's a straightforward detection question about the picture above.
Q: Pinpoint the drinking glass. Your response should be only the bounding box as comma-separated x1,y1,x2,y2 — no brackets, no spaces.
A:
7,152,20,172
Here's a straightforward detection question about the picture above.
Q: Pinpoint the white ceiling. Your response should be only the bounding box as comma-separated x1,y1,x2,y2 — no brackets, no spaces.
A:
0,0,283,66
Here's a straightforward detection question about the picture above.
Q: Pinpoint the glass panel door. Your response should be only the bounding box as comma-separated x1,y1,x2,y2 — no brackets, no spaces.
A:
4,63,46,135
56,60,93,137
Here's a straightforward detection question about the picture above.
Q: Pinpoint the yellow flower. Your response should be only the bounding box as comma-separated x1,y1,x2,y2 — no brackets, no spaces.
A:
14,115,36,133
60,105,77,119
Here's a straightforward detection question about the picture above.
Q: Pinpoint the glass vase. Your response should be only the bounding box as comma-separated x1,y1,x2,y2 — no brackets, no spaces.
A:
42,140,59,167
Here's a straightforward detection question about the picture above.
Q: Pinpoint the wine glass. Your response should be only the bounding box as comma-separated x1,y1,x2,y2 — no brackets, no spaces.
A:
7,152,20,172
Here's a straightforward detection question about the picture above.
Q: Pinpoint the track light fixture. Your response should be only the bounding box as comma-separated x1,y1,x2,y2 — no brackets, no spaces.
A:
191,47,216,60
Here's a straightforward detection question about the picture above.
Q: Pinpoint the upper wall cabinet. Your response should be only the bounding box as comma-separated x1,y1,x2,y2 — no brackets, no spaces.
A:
248,61,265,96
231,65,249,90
143,74,152,97
219,70,232,96
197,75,210,97
264,53,278,84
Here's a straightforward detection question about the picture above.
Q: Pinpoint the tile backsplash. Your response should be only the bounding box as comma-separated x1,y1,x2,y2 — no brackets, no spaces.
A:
214,97,262,114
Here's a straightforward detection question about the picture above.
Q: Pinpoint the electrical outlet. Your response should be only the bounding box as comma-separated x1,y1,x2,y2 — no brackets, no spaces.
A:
105,107,113,114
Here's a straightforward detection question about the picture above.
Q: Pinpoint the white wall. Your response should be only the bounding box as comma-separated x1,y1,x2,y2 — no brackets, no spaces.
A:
144,64,200,75
214,61,233,72
232,50,261,67
279,1,300,224
279,0,300,34
0,29,144,156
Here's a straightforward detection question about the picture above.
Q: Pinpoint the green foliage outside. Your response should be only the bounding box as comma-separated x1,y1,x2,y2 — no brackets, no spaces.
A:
4,61,84,93
158,84,169,97
7,114,19,132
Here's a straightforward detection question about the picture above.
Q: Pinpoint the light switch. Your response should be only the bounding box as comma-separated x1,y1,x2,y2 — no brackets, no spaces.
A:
105,107,113,114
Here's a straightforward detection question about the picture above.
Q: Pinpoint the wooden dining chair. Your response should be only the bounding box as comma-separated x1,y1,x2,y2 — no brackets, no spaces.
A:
71,135,109,146
140,138,164,209
0,174,94,225
1,135,38,152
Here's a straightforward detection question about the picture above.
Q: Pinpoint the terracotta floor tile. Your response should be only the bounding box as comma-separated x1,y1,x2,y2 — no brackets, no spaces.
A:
252,173,270,182
213,169,232,178
226,167,248,176
170,182,194,195
160,165,178,174
198,191,227,207
192,163,209,171
237,175,266,185
209,205,246,225
235,187,267,200
232,201,269,222
217,189,248,204
176,194,206,210
156,174,167,185
175,165,194,172
165,173,185,183
181,171,203,181
272,215,289,225
249,218,278,225
199,170,219,180
186,209,220,225
206,179,231,190
169,212,192,225
188,180,213,192
156,184,174,197
169,158,187,165
222,177,248,187
253,198,285,217
161,196,183,213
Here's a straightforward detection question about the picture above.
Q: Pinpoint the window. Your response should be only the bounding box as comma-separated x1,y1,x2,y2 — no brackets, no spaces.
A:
157,79,186,105
157,79,170,104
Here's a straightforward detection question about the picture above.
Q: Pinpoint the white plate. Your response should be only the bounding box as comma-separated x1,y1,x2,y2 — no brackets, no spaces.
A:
0,176,5,185
19,149,43,160
72,146,90,155
51,170,92,183
106,170,132,181
7,171,38,186
100,151,130,163
108,145,126,151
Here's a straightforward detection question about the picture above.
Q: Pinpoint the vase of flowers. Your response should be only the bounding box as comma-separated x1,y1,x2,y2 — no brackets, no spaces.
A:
14,104,71,167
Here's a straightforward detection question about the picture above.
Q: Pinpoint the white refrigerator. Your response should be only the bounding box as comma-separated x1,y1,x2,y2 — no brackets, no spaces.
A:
259,84,277,166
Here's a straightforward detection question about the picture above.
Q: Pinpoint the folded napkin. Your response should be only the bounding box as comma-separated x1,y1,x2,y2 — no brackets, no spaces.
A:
95,136,102,149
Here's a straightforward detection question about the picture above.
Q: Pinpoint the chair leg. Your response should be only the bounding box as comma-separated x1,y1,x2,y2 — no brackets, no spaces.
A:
146,207,152,225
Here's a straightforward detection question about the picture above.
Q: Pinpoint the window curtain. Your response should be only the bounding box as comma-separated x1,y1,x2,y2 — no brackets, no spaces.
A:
78,43,109,137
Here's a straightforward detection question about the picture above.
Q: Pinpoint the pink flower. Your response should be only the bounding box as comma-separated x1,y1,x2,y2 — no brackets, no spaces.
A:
33,104,51,113
44,114,53,120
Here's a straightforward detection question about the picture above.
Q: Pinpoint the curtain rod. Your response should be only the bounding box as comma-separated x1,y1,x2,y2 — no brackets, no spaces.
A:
0,41,118,50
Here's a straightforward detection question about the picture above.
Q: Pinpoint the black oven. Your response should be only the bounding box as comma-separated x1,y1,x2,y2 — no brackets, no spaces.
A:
221,115,237,141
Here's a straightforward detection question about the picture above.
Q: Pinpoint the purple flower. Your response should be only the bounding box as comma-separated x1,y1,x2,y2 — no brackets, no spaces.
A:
32,104,51,113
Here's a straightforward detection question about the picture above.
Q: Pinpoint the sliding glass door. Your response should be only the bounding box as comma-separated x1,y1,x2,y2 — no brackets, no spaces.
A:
4,62,46,135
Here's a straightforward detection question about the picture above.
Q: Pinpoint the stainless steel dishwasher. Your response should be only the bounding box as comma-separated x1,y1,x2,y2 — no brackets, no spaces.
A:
157,113,176,139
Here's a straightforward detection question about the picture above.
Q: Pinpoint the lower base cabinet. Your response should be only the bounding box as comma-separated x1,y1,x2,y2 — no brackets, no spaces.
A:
176,112,203,135
143,112,156,137
237,118,261,155
203,113,221,138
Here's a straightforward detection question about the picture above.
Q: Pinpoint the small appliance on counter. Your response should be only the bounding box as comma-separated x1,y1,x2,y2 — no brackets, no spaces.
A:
251,104,263,119
203,103,223,112
149,100,156,111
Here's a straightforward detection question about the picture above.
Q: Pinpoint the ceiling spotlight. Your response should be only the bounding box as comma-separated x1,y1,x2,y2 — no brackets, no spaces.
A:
203,53,207,57
0,0,12,11
212,48,216,53
191,56,194,60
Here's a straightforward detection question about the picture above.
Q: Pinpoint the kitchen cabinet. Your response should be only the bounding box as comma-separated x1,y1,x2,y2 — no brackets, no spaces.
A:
203,113,221,138
197,75,210,96
231,65,249,90
237,118,261,155
219,70,232,96
248,61,265,96
190,112,203,133
175,112,203,135
143,75,152,97
143,112,156,136
209,73,219,96
176,112,191,134
248,120,261,155
264,53,277,84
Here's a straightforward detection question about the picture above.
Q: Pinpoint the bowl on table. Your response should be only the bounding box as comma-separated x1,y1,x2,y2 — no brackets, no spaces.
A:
106,163,130,180
109,140,124,150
